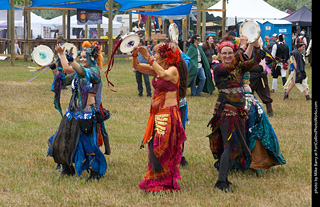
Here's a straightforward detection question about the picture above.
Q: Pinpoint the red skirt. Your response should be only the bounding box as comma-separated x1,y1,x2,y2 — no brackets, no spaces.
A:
139,106,187,192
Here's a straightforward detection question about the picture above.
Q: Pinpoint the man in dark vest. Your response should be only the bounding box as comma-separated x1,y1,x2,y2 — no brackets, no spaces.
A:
270,34,289,93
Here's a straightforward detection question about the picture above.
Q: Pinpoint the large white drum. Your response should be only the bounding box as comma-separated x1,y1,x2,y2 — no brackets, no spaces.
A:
240,19,261,43
169,23,179,41
32,45,54,66
58,43,78,60
119,32,140,53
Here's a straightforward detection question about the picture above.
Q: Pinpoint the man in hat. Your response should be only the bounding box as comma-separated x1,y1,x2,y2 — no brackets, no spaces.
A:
270,34,289,93
57,35,65,46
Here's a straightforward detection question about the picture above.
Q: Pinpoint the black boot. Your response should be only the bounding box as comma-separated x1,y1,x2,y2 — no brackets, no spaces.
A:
226,178,233,186
86,169,102,182
283,92,289,100
180,156,189,167
60,164,75,176
306,94,312,101
214,180,233,193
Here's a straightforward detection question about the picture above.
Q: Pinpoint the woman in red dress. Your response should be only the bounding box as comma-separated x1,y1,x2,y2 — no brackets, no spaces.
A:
132,43,188,192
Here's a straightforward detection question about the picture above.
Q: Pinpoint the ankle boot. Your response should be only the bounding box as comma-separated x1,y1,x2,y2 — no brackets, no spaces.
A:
214,180,233,193
283,92,289,100
60,164,75,176
86,169,102,182
306,94,312,101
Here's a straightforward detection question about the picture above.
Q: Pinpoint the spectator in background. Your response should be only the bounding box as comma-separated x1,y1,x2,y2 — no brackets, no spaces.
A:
201,35,217,69
116,30,124,39
57,35,65,46
271,34,289,93
186,34,215,96
148,38,158,55
133,39,152,97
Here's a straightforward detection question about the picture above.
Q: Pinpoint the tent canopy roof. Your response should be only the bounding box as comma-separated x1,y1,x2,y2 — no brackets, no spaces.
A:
208,0,288,26
281,6,312,26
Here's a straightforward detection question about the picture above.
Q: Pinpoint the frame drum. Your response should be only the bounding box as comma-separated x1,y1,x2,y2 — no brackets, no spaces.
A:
169,23,179,41
119,32,140,53
240,19,261,43
32,45,54,66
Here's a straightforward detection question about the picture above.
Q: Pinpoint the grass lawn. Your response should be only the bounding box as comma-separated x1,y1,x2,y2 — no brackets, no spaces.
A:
0,58,312,206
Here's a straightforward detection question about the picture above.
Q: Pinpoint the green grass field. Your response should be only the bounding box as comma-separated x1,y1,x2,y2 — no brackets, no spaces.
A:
0,58,312,206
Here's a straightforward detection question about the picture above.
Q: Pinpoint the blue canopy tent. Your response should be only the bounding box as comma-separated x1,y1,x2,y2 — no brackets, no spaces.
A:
122,2,195,16
0,0,11,10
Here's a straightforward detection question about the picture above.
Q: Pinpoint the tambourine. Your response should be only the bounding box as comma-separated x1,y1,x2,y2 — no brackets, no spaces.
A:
119,32,140,53
32,45,54,66
169,23,179,41
58,42,78,60
240,19,261,43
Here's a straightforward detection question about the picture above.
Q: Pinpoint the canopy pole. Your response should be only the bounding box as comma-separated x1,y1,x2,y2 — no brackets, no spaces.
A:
67,10,71,41
145,5,151,43
129,13,132,32
222,0,226,36
197,0,201,35
10,0,15,66
62,10,66,38
97,24,101,38
23,0,29,62
108,0,113,61
201,2,206,41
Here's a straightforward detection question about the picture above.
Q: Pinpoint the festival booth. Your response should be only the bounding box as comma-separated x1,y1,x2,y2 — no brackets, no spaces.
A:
238,19,292,52
45,15,122,38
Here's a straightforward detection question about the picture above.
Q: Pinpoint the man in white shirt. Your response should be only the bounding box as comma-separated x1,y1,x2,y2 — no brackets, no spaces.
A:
270,34,289,93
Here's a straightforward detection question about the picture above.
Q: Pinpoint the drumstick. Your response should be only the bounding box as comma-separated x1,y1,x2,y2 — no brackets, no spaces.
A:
261,77,265,88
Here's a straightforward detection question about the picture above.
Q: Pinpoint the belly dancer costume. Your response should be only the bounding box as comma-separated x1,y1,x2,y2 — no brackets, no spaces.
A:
139,69,187,192
47,42,110,181
207,41,264,191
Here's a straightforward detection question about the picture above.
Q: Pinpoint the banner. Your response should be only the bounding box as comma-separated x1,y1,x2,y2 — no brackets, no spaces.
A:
77,9,102,25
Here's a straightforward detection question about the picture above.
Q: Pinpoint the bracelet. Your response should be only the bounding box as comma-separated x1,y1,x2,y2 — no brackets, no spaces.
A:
132,53,138,57
148,56,154,66
239,48,245,52
254,46,260,49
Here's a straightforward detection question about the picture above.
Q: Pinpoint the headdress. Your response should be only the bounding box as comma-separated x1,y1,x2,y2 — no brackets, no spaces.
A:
158,43,181,67
82,41,103,69
217,41,237,53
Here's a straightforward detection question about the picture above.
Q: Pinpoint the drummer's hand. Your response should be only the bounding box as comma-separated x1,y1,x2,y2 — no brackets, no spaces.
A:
240,36,248,45
252,38,260,48
55,44,65,55
137,46,149,59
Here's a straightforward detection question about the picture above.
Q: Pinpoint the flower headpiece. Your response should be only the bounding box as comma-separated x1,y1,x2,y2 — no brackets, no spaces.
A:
82,41,101,61
158,43,181,67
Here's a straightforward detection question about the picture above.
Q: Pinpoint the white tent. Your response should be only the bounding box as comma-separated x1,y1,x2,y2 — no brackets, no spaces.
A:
208,0,289,27
46,15,122,38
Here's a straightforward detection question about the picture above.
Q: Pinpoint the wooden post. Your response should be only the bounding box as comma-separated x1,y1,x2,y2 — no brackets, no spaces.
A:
85,25,88,38
201,2,206,41
24,0,29,61
108,0,113,60
62,10,66,38
97,24,101,38
222,0,226,36
67,10,71,41
129,13,132,32
146,5,152,43
182,17,187,53
10,0,15,66
197,0,201,35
